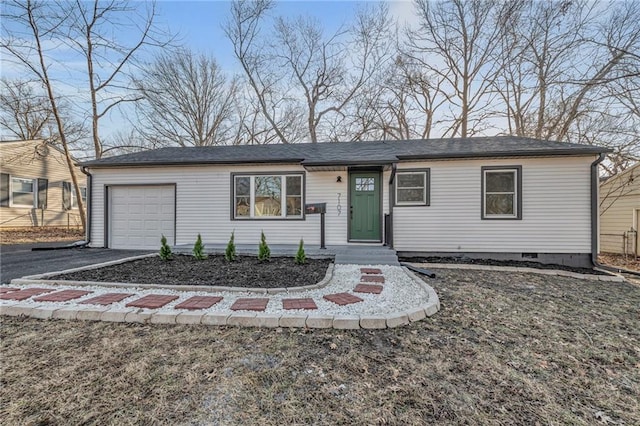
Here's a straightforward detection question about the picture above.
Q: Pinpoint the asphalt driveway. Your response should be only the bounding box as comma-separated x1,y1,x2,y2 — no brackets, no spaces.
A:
0,243,152,284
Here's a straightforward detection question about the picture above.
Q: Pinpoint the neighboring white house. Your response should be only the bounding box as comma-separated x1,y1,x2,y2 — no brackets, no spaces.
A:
81,136,608,267
0,139,86,228
599,163,639,257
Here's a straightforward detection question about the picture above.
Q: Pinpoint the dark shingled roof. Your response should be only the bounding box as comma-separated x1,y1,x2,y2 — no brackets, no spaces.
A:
81,136,609,168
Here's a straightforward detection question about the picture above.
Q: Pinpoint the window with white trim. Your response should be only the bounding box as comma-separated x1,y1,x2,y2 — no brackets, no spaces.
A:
11,177,36,207
233,174,303,219
72,186,87,209
395,170,429,206
482,166,521,219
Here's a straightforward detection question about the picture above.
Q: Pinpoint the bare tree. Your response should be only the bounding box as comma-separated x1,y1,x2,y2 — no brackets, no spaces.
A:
0,78,88,146
133,49,240,147
225,0,295,144
0,78,52,140
2,0,86,231
62,0,173,158
225,0,393,143
404,0,513,138
492,0,640,169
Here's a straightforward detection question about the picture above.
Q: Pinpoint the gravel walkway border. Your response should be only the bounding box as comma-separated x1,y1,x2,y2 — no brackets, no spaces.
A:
1,256,441,329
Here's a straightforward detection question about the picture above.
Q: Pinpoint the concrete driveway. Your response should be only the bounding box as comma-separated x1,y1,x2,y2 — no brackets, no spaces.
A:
0,243,152,284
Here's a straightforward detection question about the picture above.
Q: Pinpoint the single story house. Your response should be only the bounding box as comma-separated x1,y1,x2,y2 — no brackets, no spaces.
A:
81,136,609,268
599,162,639,257
0,139,87,228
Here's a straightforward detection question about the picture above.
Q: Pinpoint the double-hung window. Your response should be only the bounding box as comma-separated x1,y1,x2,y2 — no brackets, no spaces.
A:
482,166,522,219
233,173,303,219
11,177,36,208
395,169,429,206
72,186,87,209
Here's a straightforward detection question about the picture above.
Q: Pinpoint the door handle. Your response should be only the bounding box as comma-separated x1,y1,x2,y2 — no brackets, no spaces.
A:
350,205,353,219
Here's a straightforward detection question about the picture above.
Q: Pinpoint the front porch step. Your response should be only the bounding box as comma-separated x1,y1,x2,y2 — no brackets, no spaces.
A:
334,255,399,266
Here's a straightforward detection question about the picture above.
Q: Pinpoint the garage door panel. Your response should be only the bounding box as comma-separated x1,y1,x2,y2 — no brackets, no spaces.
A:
109,185,175,249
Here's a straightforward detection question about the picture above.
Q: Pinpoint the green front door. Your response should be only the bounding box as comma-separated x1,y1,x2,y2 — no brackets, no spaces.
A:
349,172,381,241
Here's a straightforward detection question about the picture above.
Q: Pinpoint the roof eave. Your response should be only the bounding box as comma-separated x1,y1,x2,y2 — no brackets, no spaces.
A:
397,148,611,160
82,158,306,168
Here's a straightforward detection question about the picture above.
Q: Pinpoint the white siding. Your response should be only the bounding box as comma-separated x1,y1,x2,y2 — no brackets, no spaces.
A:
89,156,594,254
393,156,595,253
0,140,86,228
89,164,356,247
599,164,640,254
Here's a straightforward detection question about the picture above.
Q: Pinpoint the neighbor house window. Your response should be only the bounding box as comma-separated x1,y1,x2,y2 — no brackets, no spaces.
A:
72,186,87,209
395,170,429,206
233,173,303,219
11,177,36,207
482,166,522,219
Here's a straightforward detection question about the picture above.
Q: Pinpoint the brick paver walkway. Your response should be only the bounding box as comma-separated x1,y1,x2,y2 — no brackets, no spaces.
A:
1,266,391,317
361,275,385,283
323,292,364,306
231,298,269,311
0,288,54,301
282,298,317,310
175,296,223,310
126,294,179,309
33,290,92,302
360,268,383,275
80,293,133,305
354,283,384,294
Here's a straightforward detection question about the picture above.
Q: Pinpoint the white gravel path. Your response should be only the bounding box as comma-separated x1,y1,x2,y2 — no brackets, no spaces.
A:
0,264,433,316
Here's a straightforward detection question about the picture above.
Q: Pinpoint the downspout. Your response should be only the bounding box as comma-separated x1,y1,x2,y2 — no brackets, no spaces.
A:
388,163,397,248
80,166,92,246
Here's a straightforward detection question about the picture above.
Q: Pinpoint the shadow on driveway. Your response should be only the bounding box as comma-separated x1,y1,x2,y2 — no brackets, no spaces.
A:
0,243,152,284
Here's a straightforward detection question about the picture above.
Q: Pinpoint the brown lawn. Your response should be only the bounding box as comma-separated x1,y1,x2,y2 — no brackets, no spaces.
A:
1,268,639,425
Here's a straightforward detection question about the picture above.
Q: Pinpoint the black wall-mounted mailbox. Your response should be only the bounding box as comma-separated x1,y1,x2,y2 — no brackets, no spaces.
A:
305,203,326,214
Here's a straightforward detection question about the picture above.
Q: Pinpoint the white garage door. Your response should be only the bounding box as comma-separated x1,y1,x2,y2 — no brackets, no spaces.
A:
109,185,175,249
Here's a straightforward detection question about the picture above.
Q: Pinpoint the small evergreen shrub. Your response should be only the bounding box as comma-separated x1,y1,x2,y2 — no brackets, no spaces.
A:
258,230,271,262
295,238,306,265
159,235,172,261
192,233,206,260
225,231,237,262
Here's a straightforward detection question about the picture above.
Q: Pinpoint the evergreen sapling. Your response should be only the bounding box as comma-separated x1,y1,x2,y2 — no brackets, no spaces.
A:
295,238,306,264
225,231,237,261
258,230,271,261
192,233,206,260
159,234,172,261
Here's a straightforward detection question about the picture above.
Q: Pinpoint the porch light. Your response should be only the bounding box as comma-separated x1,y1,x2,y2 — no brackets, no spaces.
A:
336,176,342,183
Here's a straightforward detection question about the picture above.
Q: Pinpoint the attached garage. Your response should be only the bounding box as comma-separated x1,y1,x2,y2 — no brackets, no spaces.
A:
107,185,175,249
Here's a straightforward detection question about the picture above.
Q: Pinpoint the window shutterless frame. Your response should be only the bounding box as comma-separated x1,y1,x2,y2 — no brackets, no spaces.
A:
230,171,306,220
72,186,87,209
394,169,430,206
481,165,522,220
10,176,37,208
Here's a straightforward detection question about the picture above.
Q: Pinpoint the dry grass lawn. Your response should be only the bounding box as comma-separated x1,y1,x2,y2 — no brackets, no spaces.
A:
1,269,639,425
0,227,84,245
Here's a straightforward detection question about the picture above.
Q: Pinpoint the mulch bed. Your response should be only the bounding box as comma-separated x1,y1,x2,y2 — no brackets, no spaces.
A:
401,256,608,275
50,255,332,288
